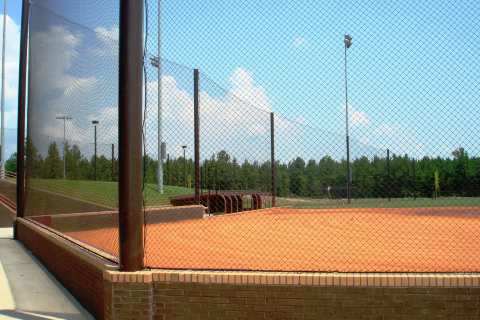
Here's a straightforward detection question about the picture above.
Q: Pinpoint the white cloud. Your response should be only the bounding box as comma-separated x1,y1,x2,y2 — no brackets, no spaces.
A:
372,123,396,136
293,37,308,48
358,137,370,145
248,124,267,136
90,25,119,56
25,24,114,158
94,25,119,41
144,68,310,161
4,109,17,127
0,15,21,114
339,103,370,126
227,68,271,112
295,117,308,125
371,123,424,156
441,145,453,154
0,16,21,159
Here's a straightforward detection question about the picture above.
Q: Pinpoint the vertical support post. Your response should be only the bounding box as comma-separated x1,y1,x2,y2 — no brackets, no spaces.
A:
194,69,200,204
233,159,236,190
0,0,6,178
94,125,97,181
344,43,351,205
270,112,275,207
112,143,115,182
183,148,186,188
207,166,211,214
167,153,170,185
215,167,218,195
156,0,163,194
413,158,416,200
200,166,203,199
16,0,29,221
346,136,350,204
118,0,144,271
387,149,390,201
63,118,66,180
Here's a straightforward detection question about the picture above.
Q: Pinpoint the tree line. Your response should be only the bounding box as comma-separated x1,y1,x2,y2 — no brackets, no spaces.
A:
4,139,479,199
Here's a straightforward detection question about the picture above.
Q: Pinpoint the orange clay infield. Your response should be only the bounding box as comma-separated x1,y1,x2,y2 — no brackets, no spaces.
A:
68,207,480,272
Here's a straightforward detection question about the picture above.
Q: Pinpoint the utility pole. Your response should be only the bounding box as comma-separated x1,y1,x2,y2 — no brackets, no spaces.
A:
149,0,164,194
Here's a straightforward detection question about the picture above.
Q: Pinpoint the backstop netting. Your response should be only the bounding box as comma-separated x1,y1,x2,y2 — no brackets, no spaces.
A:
25,0,120,262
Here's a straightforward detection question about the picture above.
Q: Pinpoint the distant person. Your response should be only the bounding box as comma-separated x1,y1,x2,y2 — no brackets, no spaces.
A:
324,186,332,200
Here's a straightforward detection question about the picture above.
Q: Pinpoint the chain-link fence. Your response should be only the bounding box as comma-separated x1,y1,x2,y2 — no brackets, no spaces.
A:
22,0,480,272
142,0,480,272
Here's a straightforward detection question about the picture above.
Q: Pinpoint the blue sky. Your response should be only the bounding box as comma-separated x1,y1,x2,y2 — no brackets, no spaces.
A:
2,0,480,163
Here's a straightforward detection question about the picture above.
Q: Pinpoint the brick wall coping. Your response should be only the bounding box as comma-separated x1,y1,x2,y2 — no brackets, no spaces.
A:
18,218,480,289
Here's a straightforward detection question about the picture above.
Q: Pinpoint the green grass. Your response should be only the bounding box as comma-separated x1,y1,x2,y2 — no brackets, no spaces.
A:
42,179,205,200
276,196,480,209
36,179,480,210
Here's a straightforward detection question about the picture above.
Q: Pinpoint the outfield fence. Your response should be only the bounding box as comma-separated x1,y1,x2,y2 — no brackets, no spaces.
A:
18,0,480,272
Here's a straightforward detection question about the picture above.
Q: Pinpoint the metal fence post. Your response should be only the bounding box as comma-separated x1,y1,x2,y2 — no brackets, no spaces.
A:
118,0,144,271
387,149,390,201
270,112,275,207
167,153,170,185
16,0,29,224
194,69,200,204
413,158,416,200
94,125,97,181
215,166,218,195
112,143,115,182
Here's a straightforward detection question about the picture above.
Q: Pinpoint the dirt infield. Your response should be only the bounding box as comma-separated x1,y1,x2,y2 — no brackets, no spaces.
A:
67,207,480,272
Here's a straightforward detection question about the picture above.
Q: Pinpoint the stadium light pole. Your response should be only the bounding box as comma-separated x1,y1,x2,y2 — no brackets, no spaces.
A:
56,116,72,180
182,145,187,187
92,120,99,181
149,0,164,194
1,0,6,178
344,34,352,204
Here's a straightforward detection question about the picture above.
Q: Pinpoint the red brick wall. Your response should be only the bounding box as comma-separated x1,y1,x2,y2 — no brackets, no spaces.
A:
148,283,480,319
17,218,112,320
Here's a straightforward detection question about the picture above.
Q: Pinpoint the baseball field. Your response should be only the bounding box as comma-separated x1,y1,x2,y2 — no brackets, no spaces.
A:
66,206,480,273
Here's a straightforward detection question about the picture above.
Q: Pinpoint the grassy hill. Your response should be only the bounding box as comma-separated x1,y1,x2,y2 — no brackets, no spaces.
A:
41,179,203,200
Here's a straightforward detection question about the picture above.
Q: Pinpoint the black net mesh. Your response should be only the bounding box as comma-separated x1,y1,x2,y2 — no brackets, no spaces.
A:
23,0,480,272
142,0,480,272
25,0,119,262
